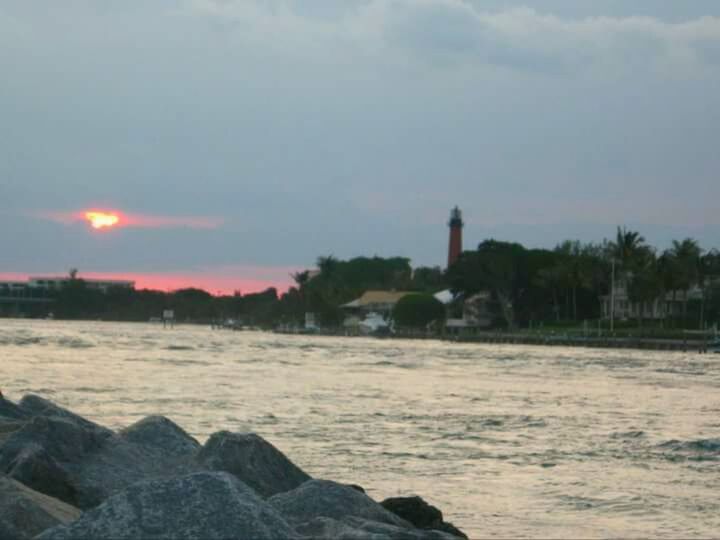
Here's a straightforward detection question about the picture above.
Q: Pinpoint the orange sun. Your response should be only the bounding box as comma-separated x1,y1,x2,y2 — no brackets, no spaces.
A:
85,211,120,230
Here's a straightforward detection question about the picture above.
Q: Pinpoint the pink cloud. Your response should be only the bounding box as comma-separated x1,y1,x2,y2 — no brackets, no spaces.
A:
29,209,223,230
0,265,301,296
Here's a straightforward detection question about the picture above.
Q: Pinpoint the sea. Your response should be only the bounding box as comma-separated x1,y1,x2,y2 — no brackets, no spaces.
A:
1,319,719,539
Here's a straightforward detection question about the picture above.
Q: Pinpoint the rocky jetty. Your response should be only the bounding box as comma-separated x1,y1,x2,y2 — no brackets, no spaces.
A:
0,393,467,540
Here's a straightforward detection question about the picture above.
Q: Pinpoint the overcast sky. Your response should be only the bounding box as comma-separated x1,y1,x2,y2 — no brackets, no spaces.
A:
1,1,719,291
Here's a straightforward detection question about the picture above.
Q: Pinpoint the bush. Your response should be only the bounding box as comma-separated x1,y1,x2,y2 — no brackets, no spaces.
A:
393,294,445,329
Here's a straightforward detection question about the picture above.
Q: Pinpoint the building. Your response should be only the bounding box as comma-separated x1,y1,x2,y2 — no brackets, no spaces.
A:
601,281,702,321
444,291,494,333
447,206,463,268
0,281,29,295
28,277,135,293
340,290,414,317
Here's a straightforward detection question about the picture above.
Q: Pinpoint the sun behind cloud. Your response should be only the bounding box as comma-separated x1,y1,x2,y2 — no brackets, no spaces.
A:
84,211,121,230
29,209,223,230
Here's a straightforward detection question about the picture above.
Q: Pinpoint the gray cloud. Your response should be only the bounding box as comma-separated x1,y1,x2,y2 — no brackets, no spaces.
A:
1,0,719,277
187,0,720,73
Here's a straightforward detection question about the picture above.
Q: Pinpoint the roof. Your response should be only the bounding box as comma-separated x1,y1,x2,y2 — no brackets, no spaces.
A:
341,290,414,309
433,289,454,305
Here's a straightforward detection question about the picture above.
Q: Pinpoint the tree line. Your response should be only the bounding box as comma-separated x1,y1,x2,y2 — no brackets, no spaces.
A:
4,228,719,330
447,228,720,330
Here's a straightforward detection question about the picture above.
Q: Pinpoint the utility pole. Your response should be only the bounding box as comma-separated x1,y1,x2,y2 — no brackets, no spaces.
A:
610,258,616,334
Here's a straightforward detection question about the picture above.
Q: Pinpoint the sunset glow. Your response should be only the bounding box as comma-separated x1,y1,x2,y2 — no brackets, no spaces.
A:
32,209,222,230
85,211,120,230
0,269,294,296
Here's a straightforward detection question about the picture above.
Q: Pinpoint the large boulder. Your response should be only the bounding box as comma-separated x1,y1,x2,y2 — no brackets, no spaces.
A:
1,416,109,464
380,496,443,529
0,445,79,505
380,496,467,538
0,394,28,421
17,396,112,437
196,431,311,497
0,474,81,540
295,516,459,540
119,416,200,458
269,479,411,528
0,396,201,509
37,472,299,540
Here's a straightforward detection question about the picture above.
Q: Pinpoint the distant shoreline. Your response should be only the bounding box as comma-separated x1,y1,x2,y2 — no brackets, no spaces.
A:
2,317,717,354
274,327,719,353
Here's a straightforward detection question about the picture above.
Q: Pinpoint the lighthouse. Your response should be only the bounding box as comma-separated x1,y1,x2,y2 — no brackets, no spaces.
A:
447,206,463,268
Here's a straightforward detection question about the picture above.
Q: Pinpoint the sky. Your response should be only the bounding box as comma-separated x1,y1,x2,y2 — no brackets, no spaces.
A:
1,0,719,293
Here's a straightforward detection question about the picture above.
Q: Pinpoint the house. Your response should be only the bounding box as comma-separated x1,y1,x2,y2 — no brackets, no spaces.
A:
433,289,494,333
339,290,415,334
28,277,135,293
0,281,29,295
601,281,702,321
340,290,414,317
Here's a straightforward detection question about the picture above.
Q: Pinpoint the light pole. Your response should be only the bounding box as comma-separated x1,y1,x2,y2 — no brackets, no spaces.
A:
610,258,616,334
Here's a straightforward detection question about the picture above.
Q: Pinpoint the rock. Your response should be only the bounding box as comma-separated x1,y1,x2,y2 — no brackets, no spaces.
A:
0,395,28,421
0,415,111,507
17,396,112,437
196,431,311,497
66,429,199,509
2,416,109,464
1,445,79,506
0,474,81,540
295,516,460,540
380,496,443,529
119,416,200,458
269,479,411,529
37,471,299,540
0,400,201,509
431,521,468,539
380,497,467,539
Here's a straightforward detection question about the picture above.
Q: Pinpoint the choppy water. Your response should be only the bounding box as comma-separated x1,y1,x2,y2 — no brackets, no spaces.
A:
2,319,720,538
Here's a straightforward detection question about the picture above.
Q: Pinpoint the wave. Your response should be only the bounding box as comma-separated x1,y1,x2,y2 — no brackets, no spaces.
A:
659,438,720,454
610,430,646,440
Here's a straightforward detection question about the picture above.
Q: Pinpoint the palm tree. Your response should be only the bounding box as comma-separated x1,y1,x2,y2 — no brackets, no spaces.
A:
668,238,702,323
627,247,662,327
613,227,646,271
658,252,682,327
555,240,591,321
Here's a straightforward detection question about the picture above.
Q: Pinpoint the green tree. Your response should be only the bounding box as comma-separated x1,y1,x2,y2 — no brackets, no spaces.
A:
393,294,445,329
627,248,662,327
447,240,526,329
410,266,446,292
613,227,647,271
668,238,702,323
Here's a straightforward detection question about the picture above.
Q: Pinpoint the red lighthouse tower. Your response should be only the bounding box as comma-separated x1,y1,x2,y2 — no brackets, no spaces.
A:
447,206,463,268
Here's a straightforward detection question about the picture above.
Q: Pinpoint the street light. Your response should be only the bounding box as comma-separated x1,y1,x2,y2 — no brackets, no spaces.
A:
610,258,616,333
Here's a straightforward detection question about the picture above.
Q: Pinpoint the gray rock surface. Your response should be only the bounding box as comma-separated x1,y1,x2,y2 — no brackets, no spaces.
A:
119,415,200,457
380,496,443,529
0,395,468,539
0,395,28,421
1,445,79,505
0,474,81,540
380,496,468,538
17,396,112,437
196,431,311,497
269,479,411,528
37,471,299,540
295,516,459,540
0,397,200,509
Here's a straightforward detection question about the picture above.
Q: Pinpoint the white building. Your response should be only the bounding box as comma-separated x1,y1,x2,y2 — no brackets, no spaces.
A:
601,281,702,321
0,281,29,294
28,277,135,293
